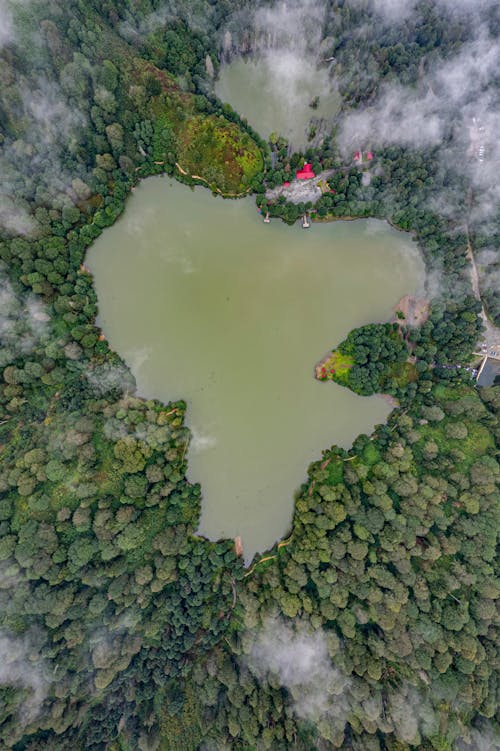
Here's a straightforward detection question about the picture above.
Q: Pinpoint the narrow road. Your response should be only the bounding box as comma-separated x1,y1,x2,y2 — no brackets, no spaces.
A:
465,216,500,355
465,233,481,301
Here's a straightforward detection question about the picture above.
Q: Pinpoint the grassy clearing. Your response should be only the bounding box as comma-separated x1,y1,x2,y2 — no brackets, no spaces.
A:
432,383,469,401
415,418,494,473
362,442,381,466
103,44,264,195
178,115,263,194
384,361,418,389
148,87,263,195
159,681,203,751
317,350,354,386
326,456,345,484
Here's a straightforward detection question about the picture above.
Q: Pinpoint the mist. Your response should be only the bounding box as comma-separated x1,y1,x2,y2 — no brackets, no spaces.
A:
118,0,215,41
352,0,500,23
0,629,50,726
457,724,500,751
247,617,351,722
244,615,496,746
85,360,136,398
338,31,500,147
0,269,49,366
222,0,328,81
0,0,15,49
0,80,88,236
337,23,500,225
216,1,340,147
0,4,93,237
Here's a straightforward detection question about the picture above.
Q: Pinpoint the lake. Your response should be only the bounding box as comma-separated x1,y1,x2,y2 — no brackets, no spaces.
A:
215,55,340,148
87,178,424,561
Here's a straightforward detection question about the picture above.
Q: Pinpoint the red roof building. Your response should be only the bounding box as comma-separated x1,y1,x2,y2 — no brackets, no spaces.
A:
367,151,374,160
296,163,315,180
354,151,361,161
284,181,290,187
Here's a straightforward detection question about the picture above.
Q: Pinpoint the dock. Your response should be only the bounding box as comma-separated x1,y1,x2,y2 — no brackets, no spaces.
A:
302,214,310,229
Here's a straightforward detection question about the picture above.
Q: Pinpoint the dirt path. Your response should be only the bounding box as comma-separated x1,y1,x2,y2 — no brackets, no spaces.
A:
242,535,293,577
465,220,500,356
466,233,481,300
175,162,252,198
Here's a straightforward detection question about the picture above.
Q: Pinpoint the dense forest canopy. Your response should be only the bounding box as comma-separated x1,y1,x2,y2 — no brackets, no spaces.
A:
0,1,498,750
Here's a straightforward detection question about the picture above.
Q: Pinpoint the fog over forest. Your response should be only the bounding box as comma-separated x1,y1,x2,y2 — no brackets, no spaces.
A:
0,1,498,750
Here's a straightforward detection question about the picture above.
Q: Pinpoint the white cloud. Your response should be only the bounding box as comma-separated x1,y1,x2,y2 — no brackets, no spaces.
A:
189,428,217,454
247,618,350,722
457,723,500,751
245,617,484,745
118,0,214,40
0,271,49,365
0,0,15,49
350,0,499,24
86,361,135,397
0,629,49,725
370,0,418,22
0,197,37,236
337,29,500,224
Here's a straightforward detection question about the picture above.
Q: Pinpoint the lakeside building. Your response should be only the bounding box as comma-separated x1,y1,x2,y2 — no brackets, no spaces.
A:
476,356,500,387
296,163,315,180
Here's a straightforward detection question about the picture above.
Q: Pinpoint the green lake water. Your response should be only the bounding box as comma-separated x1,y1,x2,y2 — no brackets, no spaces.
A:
87,178,424,561
215,55,340,148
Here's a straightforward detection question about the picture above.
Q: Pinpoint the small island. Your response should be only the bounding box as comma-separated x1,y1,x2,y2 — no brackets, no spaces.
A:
315,321,415,397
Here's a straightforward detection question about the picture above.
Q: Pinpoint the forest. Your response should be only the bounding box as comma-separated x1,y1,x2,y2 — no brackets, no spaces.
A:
0,1,498,750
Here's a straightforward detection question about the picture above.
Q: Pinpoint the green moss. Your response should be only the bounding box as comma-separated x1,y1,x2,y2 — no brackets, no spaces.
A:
385,360,418,389
318,351,354,386
362,442,381,466
326,456,345,484
159,680,204,751
152,115,177,162
433,383,469,401
415,418,494,473
177,115,263,194
146,78,263,195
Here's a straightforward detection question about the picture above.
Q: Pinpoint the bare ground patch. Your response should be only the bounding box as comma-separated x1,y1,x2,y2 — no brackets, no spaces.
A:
394,295,430,328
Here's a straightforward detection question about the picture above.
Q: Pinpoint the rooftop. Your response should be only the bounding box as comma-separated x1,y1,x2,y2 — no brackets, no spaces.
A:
296,163,315,180
476,356,500,387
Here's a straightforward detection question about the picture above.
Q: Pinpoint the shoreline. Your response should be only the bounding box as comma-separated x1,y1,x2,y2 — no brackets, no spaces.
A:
312,214,360,224
314,350,335,378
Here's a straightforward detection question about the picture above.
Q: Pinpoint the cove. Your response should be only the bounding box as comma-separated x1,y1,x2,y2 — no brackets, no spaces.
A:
215,56,340,148
86,178,424,561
